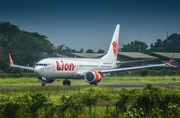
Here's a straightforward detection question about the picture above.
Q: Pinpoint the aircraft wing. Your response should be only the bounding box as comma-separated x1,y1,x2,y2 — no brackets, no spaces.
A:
116,59,154,64
102,53,176,73
9,54,35,71
10,65,34,71
101,63,167,73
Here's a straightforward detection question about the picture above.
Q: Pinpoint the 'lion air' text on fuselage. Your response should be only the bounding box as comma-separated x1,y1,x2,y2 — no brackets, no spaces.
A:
56,61,74,71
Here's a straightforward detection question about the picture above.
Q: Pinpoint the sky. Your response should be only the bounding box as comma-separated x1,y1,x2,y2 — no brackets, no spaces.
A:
0,0,180,52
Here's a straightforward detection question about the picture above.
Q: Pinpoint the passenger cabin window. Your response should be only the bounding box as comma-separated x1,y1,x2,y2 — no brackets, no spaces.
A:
79,65,83,67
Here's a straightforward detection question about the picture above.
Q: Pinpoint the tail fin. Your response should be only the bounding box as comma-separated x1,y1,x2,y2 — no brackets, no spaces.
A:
101,24,120,61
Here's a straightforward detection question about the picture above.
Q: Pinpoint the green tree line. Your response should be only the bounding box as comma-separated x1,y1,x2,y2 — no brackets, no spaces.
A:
120,34,180,53
0,21,55,73
0,21,106,73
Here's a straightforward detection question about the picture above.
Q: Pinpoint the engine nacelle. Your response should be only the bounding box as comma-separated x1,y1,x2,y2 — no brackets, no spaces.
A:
84,70,102,84
38,77,55,83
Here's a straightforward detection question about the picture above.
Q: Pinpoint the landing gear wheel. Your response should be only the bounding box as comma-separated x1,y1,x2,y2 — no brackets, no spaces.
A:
90,83,98,85
42,83,46,86
63,79,71,86
94,83,98,86
67,80,71,85
63,80,66,85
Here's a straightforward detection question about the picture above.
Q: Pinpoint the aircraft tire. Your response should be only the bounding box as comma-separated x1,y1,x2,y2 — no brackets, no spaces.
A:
90,83,98,85
63,80,71,85
67,80,71,85
63,80,66,85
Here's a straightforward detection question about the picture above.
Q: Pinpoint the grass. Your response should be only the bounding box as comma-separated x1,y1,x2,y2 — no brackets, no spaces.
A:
0,76,180,87
0,76,180,118
0,75,180,98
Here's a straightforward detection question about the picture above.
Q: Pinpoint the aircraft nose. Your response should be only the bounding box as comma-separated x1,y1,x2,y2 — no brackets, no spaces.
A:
34,66,43,75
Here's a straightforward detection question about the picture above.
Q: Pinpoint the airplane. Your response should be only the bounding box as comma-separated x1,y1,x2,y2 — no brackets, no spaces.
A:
8,24,176,86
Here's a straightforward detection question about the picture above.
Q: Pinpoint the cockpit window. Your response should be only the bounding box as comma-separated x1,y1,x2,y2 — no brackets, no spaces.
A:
36,63,48,66
36,63,43,66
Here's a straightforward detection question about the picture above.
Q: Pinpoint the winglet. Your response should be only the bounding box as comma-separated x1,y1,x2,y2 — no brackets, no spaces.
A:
166,53,176,68
8,54,14,66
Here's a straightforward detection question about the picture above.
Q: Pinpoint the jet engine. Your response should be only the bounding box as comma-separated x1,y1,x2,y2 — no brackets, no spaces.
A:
84,70,102,84
38,77,55,83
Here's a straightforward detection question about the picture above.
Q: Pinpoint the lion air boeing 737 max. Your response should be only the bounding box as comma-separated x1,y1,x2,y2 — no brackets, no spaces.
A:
8,24,176,86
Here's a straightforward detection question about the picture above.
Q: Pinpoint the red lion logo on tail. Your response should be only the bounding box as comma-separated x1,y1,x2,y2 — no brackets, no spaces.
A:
112,40,118,56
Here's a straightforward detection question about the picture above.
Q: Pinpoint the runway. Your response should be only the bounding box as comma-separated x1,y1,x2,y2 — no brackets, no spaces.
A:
105,83,180,88
0,83,180,91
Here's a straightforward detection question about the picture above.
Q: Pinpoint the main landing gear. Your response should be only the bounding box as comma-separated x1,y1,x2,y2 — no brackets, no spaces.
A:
90,83,98,85
42,83,46,86
63,79,71,85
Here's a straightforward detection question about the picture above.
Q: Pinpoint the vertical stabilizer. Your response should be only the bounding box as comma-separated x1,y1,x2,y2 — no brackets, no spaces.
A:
101,24,120,61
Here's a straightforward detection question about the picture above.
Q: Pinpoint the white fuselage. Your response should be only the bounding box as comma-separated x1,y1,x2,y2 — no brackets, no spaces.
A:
34,58,118,79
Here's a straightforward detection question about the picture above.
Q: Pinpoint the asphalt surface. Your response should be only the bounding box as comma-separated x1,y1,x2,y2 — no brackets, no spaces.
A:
1,83,180,91
105,83,180,88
